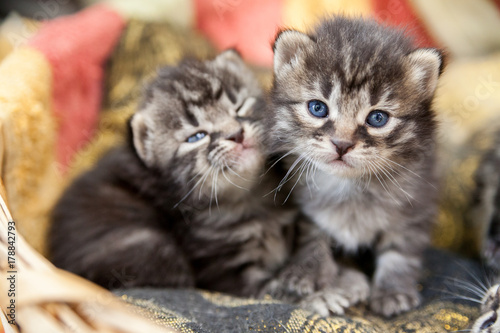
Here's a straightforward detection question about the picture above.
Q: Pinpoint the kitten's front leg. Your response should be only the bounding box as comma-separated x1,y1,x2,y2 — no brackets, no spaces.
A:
370,244,424,317
260,218,370,316
300,266,370,316
259,218,338,302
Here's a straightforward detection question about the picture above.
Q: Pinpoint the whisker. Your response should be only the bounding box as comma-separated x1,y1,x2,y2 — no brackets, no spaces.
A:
187,167,208,185
305,159,314,198
378,155,437,190
222,163,249,191
371,159,414,206
278,154,305,187
377,158,416,186
265,153,306,201
429,287,483,304
365,163,372,190
283,157,309,204
209,167,216,216
367,161,400,206
224,162,250,181
448,281,487,299
174,167,212,208
443,276,489,297
455,261,490,293
198,167,213,200
263,147,301,177
214,168,220,212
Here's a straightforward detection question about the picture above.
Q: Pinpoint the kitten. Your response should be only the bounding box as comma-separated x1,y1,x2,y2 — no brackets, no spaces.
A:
49,51,297,296
266,16,444,317
470,129,500,332
472,284,500,333
471,128,500,270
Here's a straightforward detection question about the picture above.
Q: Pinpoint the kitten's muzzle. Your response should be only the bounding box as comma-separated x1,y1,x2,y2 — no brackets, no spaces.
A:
226,128,244,144
331,139,354,158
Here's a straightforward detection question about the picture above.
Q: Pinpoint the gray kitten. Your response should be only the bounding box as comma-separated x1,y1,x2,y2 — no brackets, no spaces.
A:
49,51,297,296
472,284,500,333
471,128,500,270
470,128,500,332
266,16,444,317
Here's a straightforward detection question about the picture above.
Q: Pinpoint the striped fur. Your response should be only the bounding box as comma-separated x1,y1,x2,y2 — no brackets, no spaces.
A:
49,51,297,297
267,16,444,317
470,133,500,333
471,128,500,270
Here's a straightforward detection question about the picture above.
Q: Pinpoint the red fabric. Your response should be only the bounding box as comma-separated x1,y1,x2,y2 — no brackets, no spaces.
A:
492,0,500,11
195,0,283,67
29,5,125,172
371,0,437,47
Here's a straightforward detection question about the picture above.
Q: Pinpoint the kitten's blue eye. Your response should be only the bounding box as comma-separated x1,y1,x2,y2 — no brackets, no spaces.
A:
480,313,497,330
187,131,207,143
308,100,329,118
366,110,389,127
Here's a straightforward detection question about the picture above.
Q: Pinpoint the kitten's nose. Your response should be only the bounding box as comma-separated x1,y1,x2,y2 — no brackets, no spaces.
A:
331,139,354,157
226,128,244,144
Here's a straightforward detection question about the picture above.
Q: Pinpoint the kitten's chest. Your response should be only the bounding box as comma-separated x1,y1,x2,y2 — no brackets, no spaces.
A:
186,199,294,268
298,171,394,251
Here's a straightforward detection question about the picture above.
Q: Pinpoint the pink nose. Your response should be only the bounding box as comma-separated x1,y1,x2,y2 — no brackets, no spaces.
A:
226,128,244,144
331,139,354,157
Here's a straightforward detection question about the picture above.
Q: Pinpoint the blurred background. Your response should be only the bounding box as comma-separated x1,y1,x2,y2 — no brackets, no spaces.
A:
2,0,500,65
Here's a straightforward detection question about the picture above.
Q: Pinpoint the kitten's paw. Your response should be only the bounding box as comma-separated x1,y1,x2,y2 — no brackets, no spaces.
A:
300,288,350,316
260,257,338,301
298,268,370,316
369,288,420,317
259,272,315,302
337,268,370,305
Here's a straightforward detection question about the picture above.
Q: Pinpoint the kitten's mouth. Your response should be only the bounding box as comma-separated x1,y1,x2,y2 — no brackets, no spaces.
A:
235,138,257,151
331,158,352,168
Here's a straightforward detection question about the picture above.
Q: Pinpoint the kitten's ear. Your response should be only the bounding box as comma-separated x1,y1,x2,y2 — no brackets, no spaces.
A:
213,49,244,67
273,29,315,76
130,112,154,166
212,49,250,77
405,48,445,98
216,49,243,62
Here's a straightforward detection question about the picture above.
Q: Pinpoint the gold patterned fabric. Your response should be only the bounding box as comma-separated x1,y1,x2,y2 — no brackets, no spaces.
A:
120,294,477,333
116,250,480,333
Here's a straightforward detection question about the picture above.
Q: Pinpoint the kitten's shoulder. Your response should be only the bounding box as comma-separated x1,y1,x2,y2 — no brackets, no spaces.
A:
69,145,148,193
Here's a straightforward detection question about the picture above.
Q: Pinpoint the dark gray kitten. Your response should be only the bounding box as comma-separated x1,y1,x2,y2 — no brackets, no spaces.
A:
471,128,500,270
472,284,500,333
469,128,500,332
49,51,297,296
266,16,444,317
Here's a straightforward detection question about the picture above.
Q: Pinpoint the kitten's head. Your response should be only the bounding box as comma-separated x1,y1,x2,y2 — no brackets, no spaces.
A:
130,50,265,203
270,16,444,178
472,284,500,333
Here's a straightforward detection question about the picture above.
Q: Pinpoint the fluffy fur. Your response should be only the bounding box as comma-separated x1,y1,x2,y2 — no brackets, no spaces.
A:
266,16,444,317
49,51,297,296
471,128,500,270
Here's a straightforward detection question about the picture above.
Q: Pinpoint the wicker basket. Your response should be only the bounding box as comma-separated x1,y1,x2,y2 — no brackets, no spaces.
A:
0,189,177,333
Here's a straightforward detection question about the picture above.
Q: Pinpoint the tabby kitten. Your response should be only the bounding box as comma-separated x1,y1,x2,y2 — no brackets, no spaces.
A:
472,284,500,333
49,51,296,296
471,128,500,270
266,16,444,317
